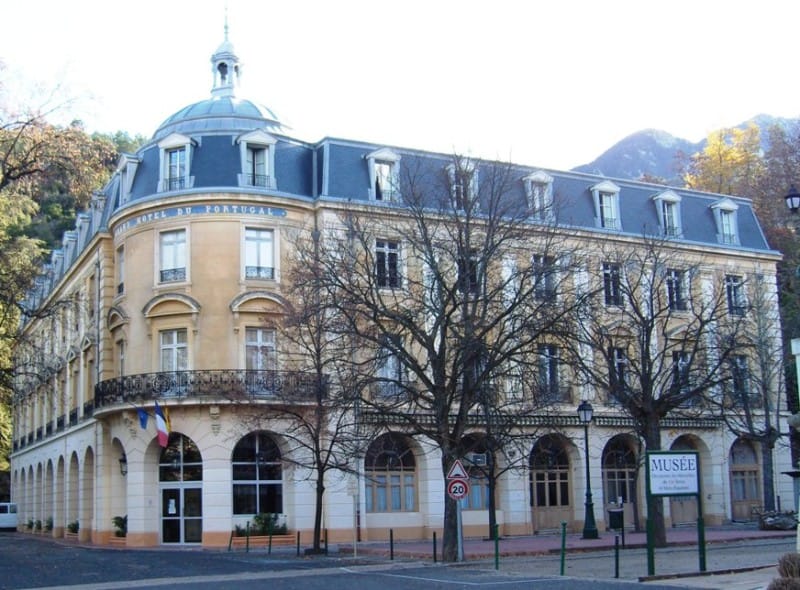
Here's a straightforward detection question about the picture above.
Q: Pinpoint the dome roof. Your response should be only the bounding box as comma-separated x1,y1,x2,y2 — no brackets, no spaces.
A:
152,96,282,141
151,24,284,141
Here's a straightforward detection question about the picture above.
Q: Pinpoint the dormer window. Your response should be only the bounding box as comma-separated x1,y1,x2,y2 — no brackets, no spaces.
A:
157,133,195,193
653,189,682,237
366,148,400,202
447,161,477,211
590,181,621,230
237,130,277,189
523,171,554,221
711,198,739,245
116,153,139,204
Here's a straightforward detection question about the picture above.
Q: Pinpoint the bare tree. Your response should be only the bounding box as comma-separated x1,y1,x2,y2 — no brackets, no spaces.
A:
563,236,750,547
312,155,589,561
236,224,373,553
709,272,785,513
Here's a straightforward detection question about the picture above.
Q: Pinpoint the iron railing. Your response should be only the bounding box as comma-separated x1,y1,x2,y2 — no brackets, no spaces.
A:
94,369,327,408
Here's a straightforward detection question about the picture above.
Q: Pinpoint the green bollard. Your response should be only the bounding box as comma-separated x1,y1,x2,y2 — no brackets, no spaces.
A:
560,521,567,576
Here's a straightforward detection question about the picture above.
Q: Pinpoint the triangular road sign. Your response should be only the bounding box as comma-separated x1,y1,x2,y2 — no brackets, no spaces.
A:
447,459,468,480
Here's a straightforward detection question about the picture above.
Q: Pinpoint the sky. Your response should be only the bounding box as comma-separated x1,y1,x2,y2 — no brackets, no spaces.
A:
2,0,799,171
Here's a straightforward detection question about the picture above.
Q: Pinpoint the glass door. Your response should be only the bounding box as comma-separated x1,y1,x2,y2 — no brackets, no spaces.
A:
161,486,202,544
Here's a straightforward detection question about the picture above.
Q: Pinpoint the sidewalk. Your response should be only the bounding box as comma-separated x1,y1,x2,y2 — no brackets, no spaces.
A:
343,524,796,588
347,524,796,559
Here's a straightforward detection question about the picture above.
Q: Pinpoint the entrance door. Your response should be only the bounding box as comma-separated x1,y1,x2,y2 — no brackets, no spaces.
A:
159,433,203,544
161,486,202,543
730,439,760,521
530,436,571,532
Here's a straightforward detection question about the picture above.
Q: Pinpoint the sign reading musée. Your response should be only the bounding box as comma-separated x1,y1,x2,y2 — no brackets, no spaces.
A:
647,451,700,496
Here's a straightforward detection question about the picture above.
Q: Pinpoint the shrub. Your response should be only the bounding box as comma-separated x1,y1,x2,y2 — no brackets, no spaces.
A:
67,521,79,534
111,515,127,537
26,519,33,530
768,578,800,590
34,519,42,531
252,513,287,535
45,517,53,532
779,553,800,579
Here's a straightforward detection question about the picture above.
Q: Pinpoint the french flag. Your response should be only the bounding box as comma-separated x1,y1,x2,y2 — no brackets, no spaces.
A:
154,402,171,447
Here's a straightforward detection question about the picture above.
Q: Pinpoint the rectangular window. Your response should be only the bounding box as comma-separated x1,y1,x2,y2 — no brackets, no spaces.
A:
376,336,402,396
159,329,187,372
459,249,480,294
245,328,276,371
533,254,557,301
116,246,125,295
246,146,268,187
375,240,400,288
245,228,275,280
610,347,627,402
537,344,563,402
731,355,751,405
599,192,618,229
720,210,736,244
671,351,691,397
374,161,395,201
726,275,746,316
662,201,679,236
166,147,186,190
117,340,125,376
603,262,622,306
666,269,687,311
159,229,186,283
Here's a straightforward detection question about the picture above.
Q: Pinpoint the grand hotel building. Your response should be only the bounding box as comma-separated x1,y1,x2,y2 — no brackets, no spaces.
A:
9,32,793,547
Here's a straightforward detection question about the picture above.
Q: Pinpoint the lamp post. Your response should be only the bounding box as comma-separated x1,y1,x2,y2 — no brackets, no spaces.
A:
577,400,599,539
118,454,128,476
785,185,800,213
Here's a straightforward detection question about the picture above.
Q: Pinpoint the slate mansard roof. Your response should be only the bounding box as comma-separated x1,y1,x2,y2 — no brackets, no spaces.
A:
25,35,779,313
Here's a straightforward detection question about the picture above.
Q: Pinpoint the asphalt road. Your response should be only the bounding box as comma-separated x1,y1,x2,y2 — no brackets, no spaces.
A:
0,532,791,590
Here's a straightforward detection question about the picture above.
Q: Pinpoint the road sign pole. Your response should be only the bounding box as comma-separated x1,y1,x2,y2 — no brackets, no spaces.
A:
457,499,464,562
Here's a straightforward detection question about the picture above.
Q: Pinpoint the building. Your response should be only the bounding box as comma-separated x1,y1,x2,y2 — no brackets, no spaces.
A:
10,29,792,547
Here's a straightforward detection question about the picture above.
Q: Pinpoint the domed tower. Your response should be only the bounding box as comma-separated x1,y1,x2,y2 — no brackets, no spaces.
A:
210,17,241,98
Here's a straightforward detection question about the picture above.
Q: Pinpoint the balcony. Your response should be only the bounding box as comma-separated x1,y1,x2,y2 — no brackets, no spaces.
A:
95,369,327,409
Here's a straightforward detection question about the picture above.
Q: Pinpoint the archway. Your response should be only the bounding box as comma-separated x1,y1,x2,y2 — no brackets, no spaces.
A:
602,435,639,528
668,435,705,526
159,432,203,544
529,434,572,532
729,438,760,521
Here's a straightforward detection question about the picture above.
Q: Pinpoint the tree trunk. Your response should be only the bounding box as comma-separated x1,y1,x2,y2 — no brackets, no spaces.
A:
442,492,458,561
312,472,325,552
441,454,459,561
761,441,776,512
643,416,667,547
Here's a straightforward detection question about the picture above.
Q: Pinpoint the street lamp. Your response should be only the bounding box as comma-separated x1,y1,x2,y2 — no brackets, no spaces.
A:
785,185,800,213
577,400,599,539
118,453,128,476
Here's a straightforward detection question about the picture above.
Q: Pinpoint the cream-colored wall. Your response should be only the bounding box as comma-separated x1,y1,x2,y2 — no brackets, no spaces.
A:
10,193,792,547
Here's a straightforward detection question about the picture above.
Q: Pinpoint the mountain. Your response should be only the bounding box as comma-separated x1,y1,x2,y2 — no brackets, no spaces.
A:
572,115,798,184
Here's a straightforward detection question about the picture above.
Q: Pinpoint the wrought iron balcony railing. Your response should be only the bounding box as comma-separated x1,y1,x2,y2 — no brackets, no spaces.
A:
94,369,327,409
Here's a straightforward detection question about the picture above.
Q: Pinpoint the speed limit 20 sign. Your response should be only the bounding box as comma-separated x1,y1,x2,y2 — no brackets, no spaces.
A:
447,478,470,500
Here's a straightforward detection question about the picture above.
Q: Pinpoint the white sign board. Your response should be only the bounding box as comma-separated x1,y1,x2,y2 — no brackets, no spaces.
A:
647,451,699,496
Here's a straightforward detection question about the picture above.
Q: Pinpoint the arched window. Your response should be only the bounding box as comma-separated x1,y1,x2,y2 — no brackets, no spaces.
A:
530,435,569,508
602,437,637,505
730,438,760,520
365,433,416,512
232,432,282,515
159,433,202,482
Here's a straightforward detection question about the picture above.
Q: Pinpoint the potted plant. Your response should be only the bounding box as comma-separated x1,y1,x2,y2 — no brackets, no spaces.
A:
45,517,53,532
111,515,127,537
65,520,79,539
